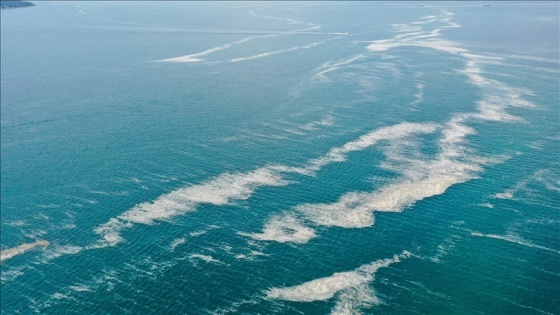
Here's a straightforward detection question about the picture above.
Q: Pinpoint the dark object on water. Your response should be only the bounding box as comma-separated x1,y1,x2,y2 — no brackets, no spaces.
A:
482,4,491,7
0,0,35,10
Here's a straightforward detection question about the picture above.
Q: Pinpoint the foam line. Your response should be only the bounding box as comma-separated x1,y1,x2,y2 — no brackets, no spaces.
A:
267,251,411,312
249,5,316,28
313,54,366,81
298,157,480,228
159,35,276,63
367,10,464,54
160,4,329,63
229,38,338,63
93,168,288,247
472,232,560,255
307,122,438,172
1,240,50,262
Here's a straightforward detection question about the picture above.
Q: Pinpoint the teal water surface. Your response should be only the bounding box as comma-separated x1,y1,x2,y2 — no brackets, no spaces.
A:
1,2,559,314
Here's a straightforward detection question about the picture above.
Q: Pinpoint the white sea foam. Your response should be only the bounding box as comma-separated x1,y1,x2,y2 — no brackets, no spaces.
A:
40,244,83,262
267,251,411,313
366,10,536,123
313,54,366,81
159,35,275,63
472,232,560,255
52,293,74,300
68,285,93,292
234,249,269,261
299,158,478,228
243,122,438,243
250,8,302,24
293,8,535,233
367,10,463,55
97,5,536,250
169,237,186,252
493,169,558,201
534,169,560,192
189,254,222,264
229,38,336,63
162,5,330,64
93,168,287,247
330,284,380,315
97,121,436,247
189,230,207,237
269,270,372,302
1,240,50,262
492,177,530,200
21,228,48,240
300,115,335,131
0,266,25,282
178,168,288,205
412,82,425,105
250,6,320,31
6,220,27,227
297,192,374,228
429,236,459,263
295,114,480,229
494,191,515,199
238,8,538,249
241,215,316,244
308,122,438,171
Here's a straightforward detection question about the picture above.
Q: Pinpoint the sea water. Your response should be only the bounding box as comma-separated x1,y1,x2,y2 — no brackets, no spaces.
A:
1,2,558,314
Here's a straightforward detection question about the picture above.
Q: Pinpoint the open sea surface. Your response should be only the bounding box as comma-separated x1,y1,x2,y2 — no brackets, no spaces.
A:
1,2,559,314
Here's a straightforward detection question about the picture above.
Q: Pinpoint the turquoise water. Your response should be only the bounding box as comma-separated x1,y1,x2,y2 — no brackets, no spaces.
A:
1,2,559,314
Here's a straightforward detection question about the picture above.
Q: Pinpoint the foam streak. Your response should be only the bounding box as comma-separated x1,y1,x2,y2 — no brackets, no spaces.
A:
159,35,275,63
1,240,50,262
267,251,411,313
